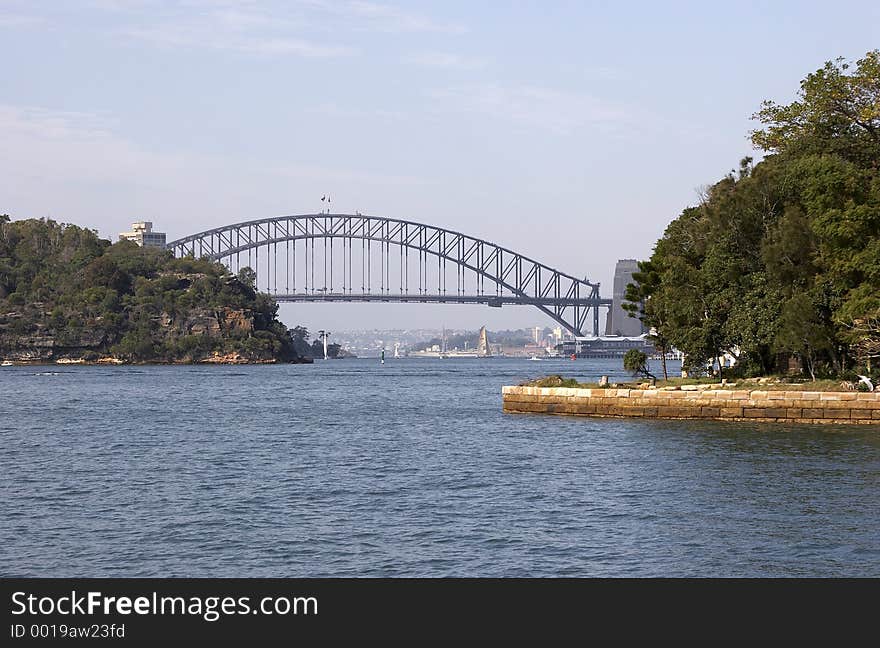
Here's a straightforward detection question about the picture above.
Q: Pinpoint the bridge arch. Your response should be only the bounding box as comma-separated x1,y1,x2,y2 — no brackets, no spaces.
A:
167,214,610,336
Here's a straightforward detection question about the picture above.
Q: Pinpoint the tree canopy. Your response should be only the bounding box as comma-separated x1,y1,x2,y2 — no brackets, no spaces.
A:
0,218,301,362
626,51,880,378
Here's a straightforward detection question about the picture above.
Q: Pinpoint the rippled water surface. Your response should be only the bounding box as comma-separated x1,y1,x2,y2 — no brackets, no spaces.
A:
2,358,878,577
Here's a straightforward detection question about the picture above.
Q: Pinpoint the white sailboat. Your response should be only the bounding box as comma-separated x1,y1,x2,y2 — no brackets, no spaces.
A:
411,326,494,358
442,326,493,358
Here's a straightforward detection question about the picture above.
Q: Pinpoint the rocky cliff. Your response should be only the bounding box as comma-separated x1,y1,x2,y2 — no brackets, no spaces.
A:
0,304,281,363
0,218,309,364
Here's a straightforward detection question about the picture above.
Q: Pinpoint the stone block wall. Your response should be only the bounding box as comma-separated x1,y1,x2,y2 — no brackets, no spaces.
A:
501,386,880,425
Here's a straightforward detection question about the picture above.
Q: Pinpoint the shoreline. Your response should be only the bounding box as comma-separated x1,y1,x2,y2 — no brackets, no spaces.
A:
502,385,880,425
1,356,313,366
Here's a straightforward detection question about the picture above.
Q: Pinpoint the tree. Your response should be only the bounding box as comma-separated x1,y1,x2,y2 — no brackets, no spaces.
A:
623,349,655,382
774,291,834,380
836,283,880,372
237,266,257,288
288,326,312,357
0,218,304,363
624,53,879,380
624,260,672,379
751,50,880,165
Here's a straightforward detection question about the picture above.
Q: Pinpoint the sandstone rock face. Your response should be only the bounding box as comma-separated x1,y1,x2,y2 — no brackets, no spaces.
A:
222,309,253,334
178,308,254,337
184,311,222,336
0,322,109,362
199,351,276,364
0,307,265,363
0,218,303,364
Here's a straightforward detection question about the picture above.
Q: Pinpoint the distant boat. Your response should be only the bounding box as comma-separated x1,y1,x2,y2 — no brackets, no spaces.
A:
1,360,13,367
411,325,493,359
476,326,491,357
528,355,543,361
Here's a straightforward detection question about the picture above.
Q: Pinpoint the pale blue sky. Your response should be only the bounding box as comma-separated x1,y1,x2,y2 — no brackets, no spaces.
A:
2,1,878,332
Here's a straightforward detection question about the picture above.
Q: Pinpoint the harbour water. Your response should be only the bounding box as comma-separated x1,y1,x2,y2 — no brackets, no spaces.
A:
2,358,878,577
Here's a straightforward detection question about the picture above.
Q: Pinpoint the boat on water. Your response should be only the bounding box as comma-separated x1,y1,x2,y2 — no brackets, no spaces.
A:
1,360,14,367
411,325,493,359
528,355,543,361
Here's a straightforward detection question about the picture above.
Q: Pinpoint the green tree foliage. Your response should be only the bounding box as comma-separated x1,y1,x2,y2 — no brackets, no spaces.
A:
623,260,671,379
751,51,880,165
288,325,313,357
309,339,342,358
623,349,655,381
0,219,303,363
237,266,257,289
625,51,880,378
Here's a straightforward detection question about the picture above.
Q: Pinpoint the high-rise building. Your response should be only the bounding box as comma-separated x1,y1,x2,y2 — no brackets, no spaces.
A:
606,259,643,337
119,222,166,248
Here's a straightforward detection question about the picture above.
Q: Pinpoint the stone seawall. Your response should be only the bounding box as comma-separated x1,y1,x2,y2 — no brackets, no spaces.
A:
502,385,880,425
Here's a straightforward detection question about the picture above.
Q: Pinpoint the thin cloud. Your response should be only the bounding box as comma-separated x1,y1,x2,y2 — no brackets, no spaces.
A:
582,66,624,81
119,3,354,58
0,12,42,28
5,2,465,58
249,37,352,57
425,84,632,136
342,1,466,34
407,52,487,70
0,105,116,141
0,103,426,227
102,1,463,42
126,22,354,58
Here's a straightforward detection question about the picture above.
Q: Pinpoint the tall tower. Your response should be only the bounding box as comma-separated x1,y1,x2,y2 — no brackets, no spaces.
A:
606,259,643,337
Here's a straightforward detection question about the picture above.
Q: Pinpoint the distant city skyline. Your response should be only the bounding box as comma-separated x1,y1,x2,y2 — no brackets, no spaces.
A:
2,1,878,331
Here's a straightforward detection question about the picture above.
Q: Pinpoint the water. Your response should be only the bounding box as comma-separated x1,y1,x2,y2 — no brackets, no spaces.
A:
1,358,878,577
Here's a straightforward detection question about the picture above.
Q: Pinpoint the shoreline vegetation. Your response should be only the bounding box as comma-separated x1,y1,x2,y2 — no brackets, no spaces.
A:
0,356,289,366
623,51,880,384
523,374,873,393
512,53,880,421
0,217,312,365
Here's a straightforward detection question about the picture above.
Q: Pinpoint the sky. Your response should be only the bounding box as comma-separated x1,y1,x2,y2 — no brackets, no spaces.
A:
2,0,878,332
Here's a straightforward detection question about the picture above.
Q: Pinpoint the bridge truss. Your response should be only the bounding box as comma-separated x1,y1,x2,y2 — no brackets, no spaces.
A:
167,214,611,336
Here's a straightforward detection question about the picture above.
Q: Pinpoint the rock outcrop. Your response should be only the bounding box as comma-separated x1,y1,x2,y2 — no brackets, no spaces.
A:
0,219,308,365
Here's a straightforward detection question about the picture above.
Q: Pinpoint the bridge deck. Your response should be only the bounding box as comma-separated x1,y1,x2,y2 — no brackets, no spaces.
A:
272,293,612,307
169,214,612,335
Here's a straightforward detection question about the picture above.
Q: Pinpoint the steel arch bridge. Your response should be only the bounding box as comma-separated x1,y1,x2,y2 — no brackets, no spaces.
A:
167,214,611,336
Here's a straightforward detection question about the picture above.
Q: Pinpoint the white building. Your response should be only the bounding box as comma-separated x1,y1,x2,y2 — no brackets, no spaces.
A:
119,222,166,248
